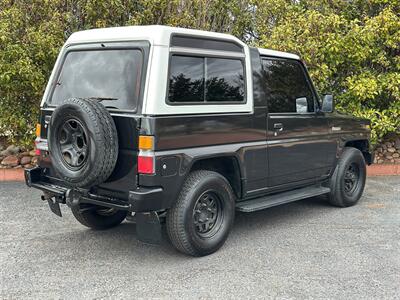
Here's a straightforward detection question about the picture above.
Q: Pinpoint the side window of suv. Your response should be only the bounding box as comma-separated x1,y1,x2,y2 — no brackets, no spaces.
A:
168,55,245,103
262,58,315,113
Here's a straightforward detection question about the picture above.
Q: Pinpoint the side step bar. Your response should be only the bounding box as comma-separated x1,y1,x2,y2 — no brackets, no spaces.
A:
236,186,331,213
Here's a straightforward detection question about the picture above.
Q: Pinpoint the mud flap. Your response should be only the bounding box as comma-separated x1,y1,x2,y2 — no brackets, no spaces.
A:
136,212,161,244
47,198,62,217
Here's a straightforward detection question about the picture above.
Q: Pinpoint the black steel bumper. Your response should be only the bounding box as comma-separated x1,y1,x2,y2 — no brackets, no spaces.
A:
25,167,165,212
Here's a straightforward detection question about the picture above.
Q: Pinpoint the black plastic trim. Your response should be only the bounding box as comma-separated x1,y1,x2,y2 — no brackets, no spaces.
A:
25,167,167,212
170,34,244,53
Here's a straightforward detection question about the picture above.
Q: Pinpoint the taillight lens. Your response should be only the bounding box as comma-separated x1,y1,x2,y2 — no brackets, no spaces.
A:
137,135,155,174
35,124,41,137
35,124,41,155
137,155,155,174
138,135,154,150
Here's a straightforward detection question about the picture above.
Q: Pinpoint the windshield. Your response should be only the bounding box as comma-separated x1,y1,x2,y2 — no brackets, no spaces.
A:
51,49,143,110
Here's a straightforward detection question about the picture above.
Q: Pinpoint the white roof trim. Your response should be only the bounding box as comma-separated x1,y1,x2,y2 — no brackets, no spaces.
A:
66,25,246,47
258,48,300,60
66,25,300,60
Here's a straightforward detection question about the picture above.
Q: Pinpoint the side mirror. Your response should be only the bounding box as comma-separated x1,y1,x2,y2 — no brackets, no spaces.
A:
321,94,334,113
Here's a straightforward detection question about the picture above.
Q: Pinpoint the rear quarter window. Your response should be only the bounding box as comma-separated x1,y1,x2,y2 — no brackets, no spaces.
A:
168,55,245,104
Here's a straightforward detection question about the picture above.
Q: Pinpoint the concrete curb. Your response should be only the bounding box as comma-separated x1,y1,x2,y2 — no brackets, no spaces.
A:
1,164,399,182
367,164,400,176
0,168,25,181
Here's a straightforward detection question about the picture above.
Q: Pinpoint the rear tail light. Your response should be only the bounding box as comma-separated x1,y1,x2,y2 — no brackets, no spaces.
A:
138,135,155,174
35,123,41,137
138,135,154,150
35,124,41,155
138,154,155,174
34,123,48,155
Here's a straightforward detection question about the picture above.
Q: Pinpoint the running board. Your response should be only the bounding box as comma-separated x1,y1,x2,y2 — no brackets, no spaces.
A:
236,186,331,213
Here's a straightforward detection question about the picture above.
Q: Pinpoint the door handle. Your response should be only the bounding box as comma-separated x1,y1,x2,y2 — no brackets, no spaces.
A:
273,123,284,131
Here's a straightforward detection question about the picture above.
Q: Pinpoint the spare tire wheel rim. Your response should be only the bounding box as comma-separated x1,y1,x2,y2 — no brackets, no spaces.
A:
57,118,89,170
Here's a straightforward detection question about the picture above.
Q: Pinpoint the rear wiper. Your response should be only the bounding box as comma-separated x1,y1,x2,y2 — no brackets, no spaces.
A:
88,97,118,101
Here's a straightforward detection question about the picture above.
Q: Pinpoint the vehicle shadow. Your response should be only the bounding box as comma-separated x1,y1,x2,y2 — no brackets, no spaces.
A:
62,195,336,259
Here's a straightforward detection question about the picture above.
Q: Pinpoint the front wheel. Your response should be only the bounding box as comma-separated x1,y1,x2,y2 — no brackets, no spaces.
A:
166,170,235,256
328,147,366,207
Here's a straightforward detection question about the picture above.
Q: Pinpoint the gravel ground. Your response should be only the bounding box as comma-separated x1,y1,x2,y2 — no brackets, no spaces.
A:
1,177,399,299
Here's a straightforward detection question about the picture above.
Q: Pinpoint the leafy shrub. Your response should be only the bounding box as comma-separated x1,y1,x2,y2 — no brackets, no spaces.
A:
0,0,398,147
256,1,400,145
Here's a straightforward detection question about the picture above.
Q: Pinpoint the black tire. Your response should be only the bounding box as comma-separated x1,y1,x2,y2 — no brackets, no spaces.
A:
48,98,118,188
328,147,366,207
166,170,235,257
71,204,127,230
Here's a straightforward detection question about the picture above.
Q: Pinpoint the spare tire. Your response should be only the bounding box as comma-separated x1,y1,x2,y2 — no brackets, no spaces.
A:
48,98,118,188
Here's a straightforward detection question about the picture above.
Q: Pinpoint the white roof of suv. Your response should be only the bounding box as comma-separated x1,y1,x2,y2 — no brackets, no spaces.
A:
67,25,243,46
66,25,300,60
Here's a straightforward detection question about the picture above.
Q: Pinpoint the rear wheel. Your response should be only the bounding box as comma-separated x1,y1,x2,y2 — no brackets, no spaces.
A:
71,204,127,230
328,147,366,207
166,170,235,256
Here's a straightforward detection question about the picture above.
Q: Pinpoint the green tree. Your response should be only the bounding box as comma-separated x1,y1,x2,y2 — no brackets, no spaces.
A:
0,0,250,147
0,0,399,147
256,1,400,143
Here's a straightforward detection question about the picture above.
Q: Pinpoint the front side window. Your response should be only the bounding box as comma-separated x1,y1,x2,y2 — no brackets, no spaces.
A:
51,49,143,110
262,58,315,113
168,55,245,103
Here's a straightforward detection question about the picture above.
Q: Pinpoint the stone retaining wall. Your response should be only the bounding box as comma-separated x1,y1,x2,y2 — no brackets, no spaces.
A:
0,145,38,169
373,138,400,164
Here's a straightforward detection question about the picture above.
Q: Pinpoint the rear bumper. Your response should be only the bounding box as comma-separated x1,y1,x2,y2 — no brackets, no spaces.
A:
25,167,165,212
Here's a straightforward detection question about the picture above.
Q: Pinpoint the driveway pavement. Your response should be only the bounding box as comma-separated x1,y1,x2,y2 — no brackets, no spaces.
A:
1,177,399,299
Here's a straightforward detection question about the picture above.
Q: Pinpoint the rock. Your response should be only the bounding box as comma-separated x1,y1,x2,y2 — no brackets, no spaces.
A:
395,158,400,164
13,165,22,169
24,164,34,169
378,159,384,163
1,155,19,167
20,151,31,156
393,153,400,158
20,156,32,165
1,145,20,156
387,147,396,153
382,144,387,150
395,138,400,150
384,152,393,158
376,147,383,153
29,150,37,157
31,156,38,165
6,145,20,155
385,141,392,148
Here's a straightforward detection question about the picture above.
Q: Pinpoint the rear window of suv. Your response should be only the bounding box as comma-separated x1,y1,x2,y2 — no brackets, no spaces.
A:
51,49,143,110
